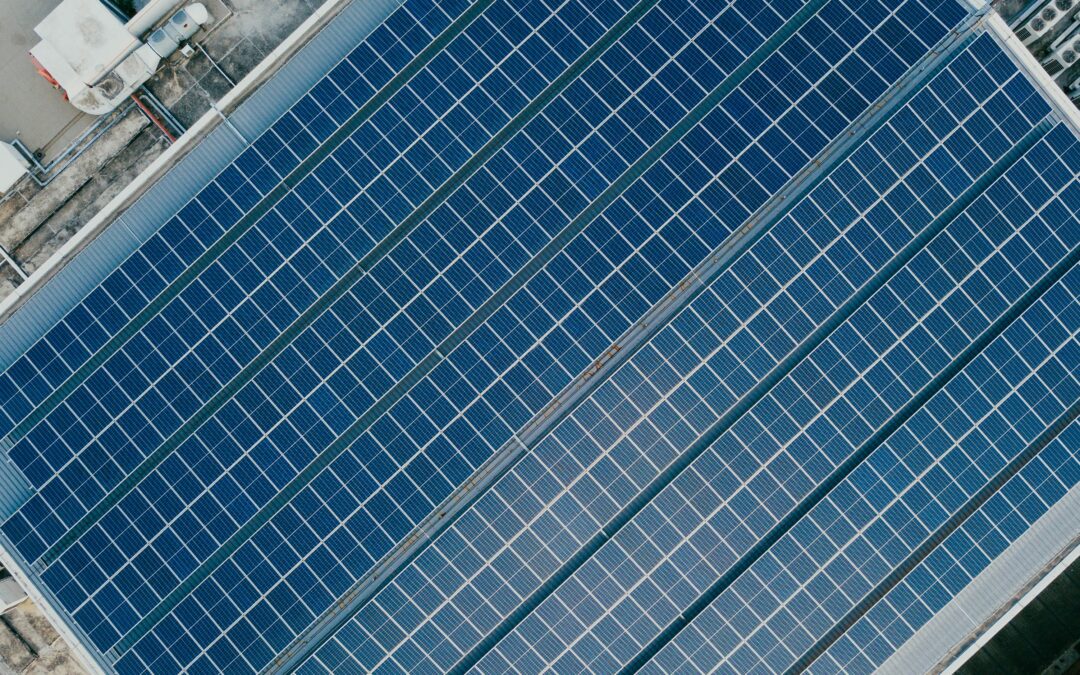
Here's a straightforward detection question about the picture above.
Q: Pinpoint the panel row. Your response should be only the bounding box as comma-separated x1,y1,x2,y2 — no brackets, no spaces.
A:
103,0,853,670
7,0,638,553
808,417,1080,674
0,0,470,438
478,122,1078,673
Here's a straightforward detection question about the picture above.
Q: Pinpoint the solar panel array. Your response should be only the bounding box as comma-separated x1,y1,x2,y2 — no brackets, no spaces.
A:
484,85,1076,675
297,31,1077,675
0,0,1077,673
649,266,1080,675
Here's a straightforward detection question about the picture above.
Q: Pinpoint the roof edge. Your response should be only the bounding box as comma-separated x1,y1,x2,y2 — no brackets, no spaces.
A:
881,482,1080,674
0,531,109,675
987,10,1080,137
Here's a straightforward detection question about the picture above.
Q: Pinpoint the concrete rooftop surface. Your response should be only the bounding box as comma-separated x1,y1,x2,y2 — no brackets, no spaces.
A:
0,0,96,165
0,597,84,675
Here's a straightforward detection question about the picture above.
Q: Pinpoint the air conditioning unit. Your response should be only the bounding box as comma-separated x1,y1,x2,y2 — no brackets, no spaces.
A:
1041,17,1080,76
1068,73,1080,102
0,143,31,195
1013,0,1075,45
29,0,210,115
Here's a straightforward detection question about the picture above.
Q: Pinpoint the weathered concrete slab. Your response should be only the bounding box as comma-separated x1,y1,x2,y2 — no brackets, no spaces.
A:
0,599,85,675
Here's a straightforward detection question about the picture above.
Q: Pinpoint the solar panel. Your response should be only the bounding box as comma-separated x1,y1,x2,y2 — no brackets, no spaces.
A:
296,30,1067,675
0,0,471,439
2,0,477,552
648,263,1080,675
0,0,1076,673
110,2,978,672
545,134,1077,675
115,0,917,668
5,0,639,560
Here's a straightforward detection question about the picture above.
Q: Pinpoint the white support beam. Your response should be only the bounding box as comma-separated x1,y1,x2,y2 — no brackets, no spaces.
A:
0,245,27,282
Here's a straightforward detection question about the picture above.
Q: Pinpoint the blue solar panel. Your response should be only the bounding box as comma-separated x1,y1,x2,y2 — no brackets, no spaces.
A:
2,0,1078,673
0,0,471,438
648,263,1080,675
809,418,1080,674
112,0,900,668
296,31,1063,675
19,0,825,665
109,2,978,673
5,0,639,559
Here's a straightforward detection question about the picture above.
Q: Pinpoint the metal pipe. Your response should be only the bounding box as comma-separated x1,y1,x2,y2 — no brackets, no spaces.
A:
40,104,135,177
137,87,186,136
9,141,46,174
131,93,177,143
6,145,47,187
9,101,137,190
34,124,100,173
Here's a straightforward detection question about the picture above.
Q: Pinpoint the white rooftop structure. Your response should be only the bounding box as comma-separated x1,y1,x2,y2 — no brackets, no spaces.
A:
32,0,139,86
